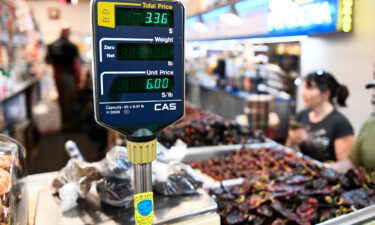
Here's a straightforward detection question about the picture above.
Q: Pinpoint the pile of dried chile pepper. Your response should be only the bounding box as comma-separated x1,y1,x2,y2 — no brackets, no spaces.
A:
190,147,375,225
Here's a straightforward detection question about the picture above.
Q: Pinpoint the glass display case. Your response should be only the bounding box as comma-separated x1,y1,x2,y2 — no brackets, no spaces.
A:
0,134,27,225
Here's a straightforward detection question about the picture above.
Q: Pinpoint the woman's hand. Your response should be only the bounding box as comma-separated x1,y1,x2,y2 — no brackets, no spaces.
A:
286,128,308,147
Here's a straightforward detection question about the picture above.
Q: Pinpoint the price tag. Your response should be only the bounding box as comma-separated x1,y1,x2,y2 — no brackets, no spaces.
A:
134,192,154,225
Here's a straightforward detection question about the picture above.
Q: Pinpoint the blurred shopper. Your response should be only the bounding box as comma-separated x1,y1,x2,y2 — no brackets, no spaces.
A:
331,79,375,173
286,70,355,162
214,54,226,88
45,25,81,129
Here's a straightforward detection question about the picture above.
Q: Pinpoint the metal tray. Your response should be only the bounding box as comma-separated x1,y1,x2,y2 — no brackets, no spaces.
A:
184,141,278,163
34,187,217,225
184,141,375,225
318,204,375,225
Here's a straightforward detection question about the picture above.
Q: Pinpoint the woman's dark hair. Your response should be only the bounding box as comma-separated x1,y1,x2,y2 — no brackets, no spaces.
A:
305,70,349,107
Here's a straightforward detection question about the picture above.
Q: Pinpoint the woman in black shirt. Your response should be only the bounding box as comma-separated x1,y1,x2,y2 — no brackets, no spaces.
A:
286,70,355,162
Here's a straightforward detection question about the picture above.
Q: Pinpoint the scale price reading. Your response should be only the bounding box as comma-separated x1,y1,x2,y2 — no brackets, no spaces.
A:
91,0,185,224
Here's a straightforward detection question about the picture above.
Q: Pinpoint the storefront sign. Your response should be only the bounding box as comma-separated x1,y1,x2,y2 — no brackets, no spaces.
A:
268,0,333,33
267,0,353,36
186,0,353,41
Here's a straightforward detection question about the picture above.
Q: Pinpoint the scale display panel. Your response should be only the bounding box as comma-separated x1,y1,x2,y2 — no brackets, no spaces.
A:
91,0,185,134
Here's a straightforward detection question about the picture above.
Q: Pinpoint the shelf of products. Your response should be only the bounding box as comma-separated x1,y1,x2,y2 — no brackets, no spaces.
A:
186,40,300,98
0,76,40,103
186,40,300,142
0,0,43,100
0,0,43,152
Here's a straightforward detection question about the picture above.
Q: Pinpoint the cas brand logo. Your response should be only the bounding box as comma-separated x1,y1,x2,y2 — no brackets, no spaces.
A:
155,103,176,111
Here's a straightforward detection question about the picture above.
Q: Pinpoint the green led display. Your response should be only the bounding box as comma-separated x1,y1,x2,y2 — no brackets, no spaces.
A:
117,43,174,61
115,8,174,27
109,76,174,95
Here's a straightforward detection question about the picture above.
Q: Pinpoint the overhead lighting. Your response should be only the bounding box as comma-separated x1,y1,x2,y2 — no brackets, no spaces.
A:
294,77,303,86
220,5,243,26
191,16,209,33
234,0,271,13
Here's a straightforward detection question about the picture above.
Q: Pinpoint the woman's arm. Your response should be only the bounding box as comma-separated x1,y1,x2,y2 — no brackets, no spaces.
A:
334,135,355,161
328,159,355,173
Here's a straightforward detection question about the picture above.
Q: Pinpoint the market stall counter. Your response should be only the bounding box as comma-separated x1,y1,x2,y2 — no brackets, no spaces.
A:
21,136,375,225
21,103,375,225
26,172,220,225
187,82,292,142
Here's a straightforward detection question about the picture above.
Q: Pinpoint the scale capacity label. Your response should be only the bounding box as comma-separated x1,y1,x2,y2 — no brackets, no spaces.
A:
134,192,154,225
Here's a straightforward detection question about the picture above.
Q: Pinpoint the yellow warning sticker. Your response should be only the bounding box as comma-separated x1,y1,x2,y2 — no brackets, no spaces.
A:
97,2,141,28
134,192,154,225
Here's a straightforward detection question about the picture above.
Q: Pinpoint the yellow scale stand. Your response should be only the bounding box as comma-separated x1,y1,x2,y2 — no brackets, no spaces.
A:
127,138,156,225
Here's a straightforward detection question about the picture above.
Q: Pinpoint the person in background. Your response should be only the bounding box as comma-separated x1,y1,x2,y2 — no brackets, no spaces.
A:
214,54,226,88
45,24,82,130
331,79,375,173
286,70,355,162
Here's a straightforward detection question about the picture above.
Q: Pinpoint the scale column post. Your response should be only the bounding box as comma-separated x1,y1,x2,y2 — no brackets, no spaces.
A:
127,133,157,225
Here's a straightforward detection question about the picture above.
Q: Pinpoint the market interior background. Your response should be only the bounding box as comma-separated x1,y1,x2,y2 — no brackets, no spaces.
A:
1,0,375,175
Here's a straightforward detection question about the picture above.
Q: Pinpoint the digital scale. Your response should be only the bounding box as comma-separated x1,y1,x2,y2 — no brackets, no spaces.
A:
90,0,185,224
